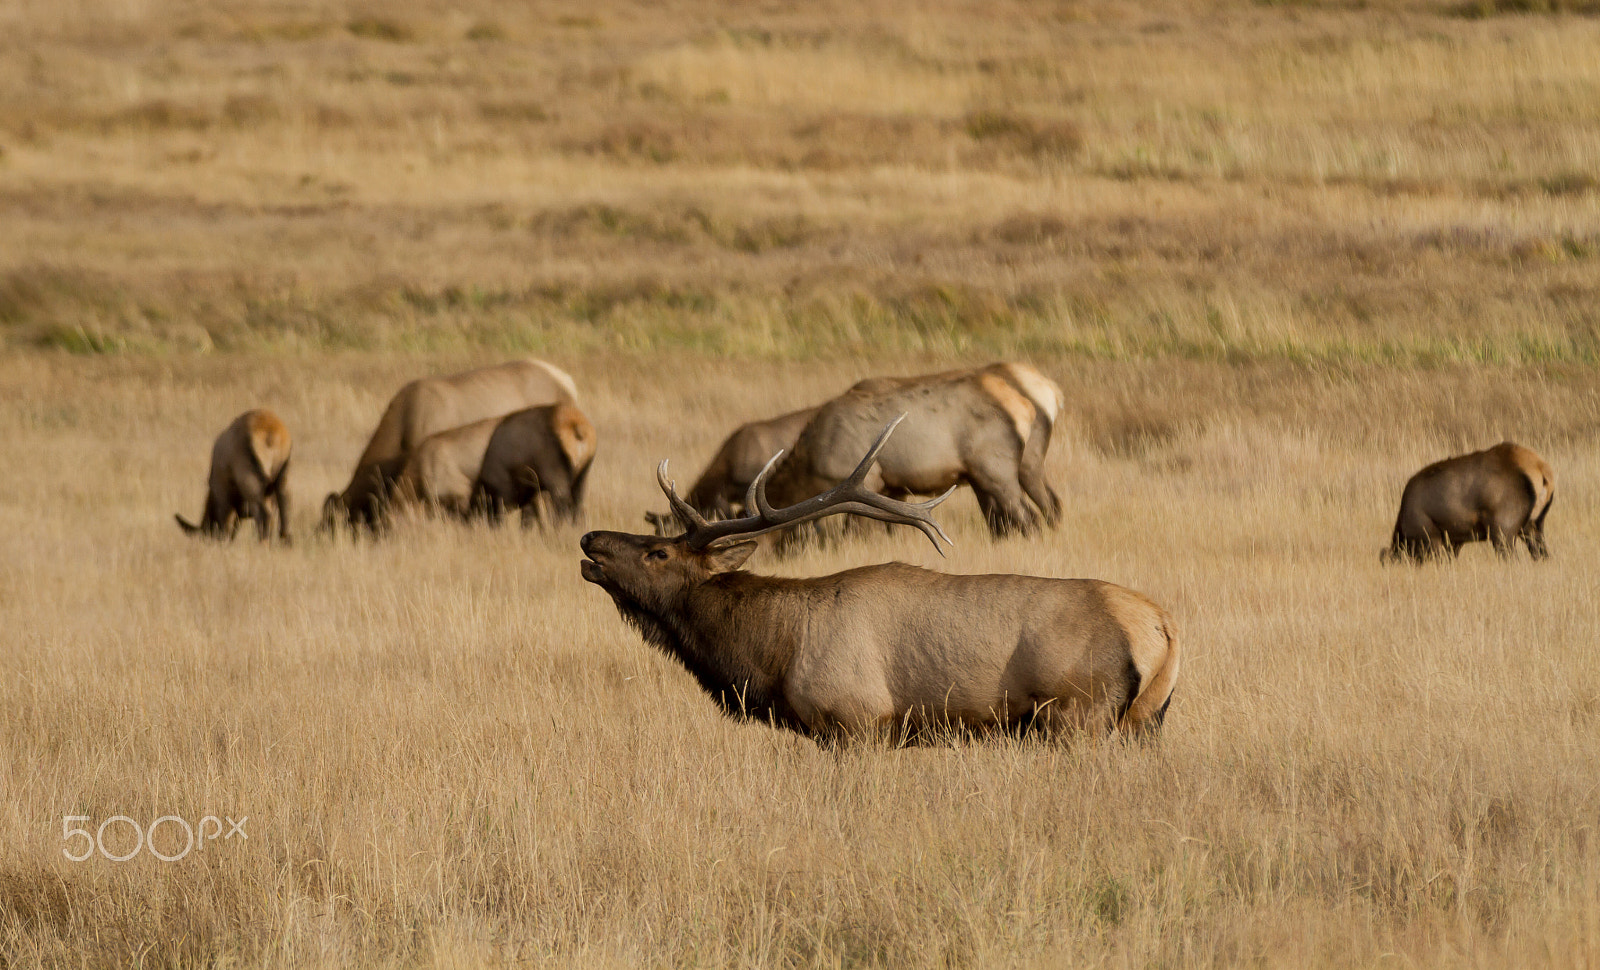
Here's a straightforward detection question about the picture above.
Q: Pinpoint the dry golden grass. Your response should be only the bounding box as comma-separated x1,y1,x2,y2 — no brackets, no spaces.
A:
2,353,1599,968
4,0,1600,964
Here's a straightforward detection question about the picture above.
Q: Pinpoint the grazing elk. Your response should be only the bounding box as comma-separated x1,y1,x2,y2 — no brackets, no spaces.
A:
1384,442,1555,563
474,404,598,527
580,418,1178,745
322,358,577,531
645,406,818,535
762,363,1064,543
385,417,503,520
175,409,292,543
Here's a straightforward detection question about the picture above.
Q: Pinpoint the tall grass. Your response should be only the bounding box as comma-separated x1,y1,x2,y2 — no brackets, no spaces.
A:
1,353,1597,967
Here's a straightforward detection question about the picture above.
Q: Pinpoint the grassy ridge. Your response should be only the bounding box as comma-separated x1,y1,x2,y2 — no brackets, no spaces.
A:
2,0,1599,363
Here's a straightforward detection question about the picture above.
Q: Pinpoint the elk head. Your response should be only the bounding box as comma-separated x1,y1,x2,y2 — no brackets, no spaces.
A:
318,458,401,534
582,416,954,609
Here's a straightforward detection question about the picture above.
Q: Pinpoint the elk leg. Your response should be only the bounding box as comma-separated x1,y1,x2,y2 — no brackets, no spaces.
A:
1396,508,1444,564
1490,507,1527,559
1489,529,1514,559
1018,461,1062,528
569,463,591,527
968,470,1038,538
244,501,270,541
1525,520,1550,560
274,487,291,543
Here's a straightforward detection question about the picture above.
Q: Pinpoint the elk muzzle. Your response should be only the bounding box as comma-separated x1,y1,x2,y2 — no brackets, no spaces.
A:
579,531,617,585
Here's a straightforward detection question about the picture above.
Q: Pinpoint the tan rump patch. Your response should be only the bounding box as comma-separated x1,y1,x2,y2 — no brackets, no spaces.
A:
531,359,580,404
247,409,289,473
1505,443,1555,518
555,406,597,471
999,363,1063,423
978,373,1036,446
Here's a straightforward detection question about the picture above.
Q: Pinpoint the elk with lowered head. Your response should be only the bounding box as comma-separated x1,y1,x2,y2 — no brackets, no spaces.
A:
175,408,292,543
580,417,1178,744
355,404,598,528
474,403,597,527
762,363,1064,544
322,358,577,532
645,405,818,535
1384,441,1555,563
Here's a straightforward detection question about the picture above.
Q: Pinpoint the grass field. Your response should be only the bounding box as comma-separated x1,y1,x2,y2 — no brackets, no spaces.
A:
3,0,1600,966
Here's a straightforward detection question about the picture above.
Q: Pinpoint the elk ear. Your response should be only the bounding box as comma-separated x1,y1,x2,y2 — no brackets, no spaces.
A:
703,541,757,573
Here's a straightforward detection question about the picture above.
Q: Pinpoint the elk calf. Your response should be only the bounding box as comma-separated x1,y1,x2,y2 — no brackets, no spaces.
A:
581,418,1178,744
175,409,292,542
474,404,597,526
1385,441,1554,563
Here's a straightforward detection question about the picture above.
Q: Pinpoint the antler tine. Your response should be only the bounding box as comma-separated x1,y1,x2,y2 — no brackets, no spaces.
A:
744,449,785,518
843,412,906,487
677,415,954,554
657,460,712,533
748,413,905,522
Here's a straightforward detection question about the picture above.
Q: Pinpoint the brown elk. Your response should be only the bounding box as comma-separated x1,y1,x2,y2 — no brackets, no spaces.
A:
762,363,1064,544
1384,442,1555,563
474,404,598,526
645,406,818,535
385,417,501,518
322,359,577,531
580,418,1178,745
175,409,292,543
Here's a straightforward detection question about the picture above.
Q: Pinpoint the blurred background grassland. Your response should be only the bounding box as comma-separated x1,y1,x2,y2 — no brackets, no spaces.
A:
0,0,1598,363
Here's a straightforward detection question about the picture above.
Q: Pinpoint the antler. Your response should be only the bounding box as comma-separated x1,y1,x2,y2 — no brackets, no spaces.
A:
656,414,955,554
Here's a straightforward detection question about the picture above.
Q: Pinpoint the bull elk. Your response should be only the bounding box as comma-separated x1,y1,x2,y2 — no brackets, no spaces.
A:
645,406,818,535
763,363,1064,545
322,358,577,531
1384,441,1555,563
175,409,292,543
580,417,1179,744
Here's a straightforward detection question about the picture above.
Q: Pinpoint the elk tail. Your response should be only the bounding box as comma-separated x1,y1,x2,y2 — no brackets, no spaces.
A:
533,359,581,405
553,405,597,474
1001,363,1064,431
1117,614,1180,737
248,415,289,485
1520,464,1554,526
175,513,202,534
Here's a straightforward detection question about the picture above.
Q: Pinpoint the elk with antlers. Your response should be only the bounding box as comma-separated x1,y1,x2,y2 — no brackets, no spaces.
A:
644,405,818,535
580,417,1179,744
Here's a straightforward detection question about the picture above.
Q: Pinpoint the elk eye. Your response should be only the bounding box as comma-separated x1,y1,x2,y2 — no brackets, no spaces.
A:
646,549,669,561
